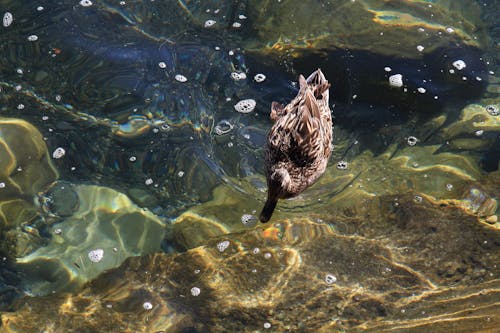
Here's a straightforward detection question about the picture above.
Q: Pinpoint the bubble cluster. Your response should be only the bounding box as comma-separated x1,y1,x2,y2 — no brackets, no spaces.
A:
485,105,499,116
204,20,216,28
407,136,418,146
389,74,403,88
217,240,230,252
175,74,187,82
80,0,93,7
254,73,266,82
88,249,104,263
3,12,13,28
231,72,247,81
214,120,233,135
325,274,337,284
52,147,66,159
336,161,348,170
241,214,257,226
191,287,201,296
234,99,256,113
452,60,466,71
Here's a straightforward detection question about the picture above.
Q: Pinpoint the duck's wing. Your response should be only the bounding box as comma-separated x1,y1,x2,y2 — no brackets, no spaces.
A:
290,88,325,163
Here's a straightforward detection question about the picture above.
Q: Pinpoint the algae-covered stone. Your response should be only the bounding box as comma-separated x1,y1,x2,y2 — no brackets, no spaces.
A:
0,118,58,259
0,117,58,201
15,184,166,296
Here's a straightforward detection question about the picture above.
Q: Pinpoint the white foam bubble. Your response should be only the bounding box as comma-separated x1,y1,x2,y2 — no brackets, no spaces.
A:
80,0,93,7
3,12,13,27
389,74,403,88
204,20,216,28
217,240,230,252
234,99,256,113
52,147,66,159
452,60,466,70
88,248,104,263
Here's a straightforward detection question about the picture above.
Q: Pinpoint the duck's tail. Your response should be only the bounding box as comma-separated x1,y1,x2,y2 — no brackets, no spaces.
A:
259,197,278,223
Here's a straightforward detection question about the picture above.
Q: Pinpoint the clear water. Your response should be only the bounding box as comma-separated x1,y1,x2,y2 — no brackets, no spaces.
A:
0,0,498,332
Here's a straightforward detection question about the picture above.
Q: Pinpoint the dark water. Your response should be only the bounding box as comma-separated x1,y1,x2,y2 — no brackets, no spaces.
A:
0,1,499,332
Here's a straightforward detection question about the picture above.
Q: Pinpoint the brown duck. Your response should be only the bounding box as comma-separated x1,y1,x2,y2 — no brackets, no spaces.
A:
260,69,333,223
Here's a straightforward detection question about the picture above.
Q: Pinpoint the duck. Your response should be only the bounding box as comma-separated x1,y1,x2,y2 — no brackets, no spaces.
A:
259,69,333,223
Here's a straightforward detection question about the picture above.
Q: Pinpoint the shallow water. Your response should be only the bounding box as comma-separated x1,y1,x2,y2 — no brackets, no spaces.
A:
0,0,499,332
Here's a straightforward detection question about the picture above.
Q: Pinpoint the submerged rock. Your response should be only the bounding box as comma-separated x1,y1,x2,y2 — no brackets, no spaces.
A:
15,184,166,296
0,118,58,258
1,195,498,332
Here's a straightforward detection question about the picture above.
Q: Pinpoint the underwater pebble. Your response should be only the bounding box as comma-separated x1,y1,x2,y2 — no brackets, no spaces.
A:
88,249,104,263
80,0,93,7
407,136,418,146
27,35,38,42
234,99,256,113
52,147,66,159
389,74,403,88
142,302,153,310
241,214,257,226
485,105,499,116
254,73,266,82
336,161,348,170
3,12,13,27
263,322,272,329
175,74,187,82
231,72,247,81
417,87,426,94
204,20,216,28
191,287,201,296
452,60,466,70
217,240,230,252
325,274,337,284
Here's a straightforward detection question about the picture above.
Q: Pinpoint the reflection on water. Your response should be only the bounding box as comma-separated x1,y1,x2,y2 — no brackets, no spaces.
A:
0,0,498,332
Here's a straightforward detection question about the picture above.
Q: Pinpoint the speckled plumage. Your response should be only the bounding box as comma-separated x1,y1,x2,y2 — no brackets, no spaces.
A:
260,69,333,223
